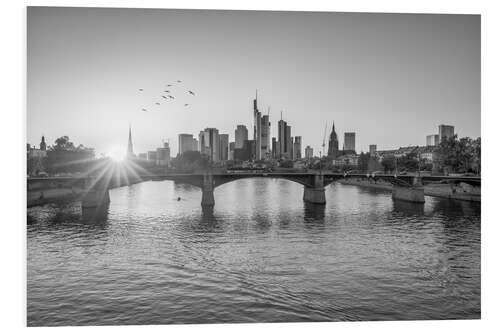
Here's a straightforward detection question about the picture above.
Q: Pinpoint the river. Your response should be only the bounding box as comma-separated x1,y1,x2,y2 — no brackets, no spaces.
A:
27,179,481,326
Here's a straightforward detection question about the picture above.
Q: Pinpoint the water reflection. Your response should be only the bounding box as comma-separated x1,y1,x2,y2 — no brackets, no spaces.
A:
27,180,481,326
392,200,425,216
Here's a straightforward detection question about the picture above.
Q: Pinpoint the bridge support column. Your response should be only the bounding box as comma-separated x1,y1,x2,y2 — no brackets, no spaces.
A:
392,179,424,204
201,173,215,207
82,188,110,208
303,173,326,204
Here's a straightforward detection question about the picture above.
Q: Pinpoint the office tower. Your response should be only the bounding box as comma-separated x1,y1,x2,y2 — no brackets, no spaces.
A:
147,151,157,161
305,145,314,159
278,117,287,159
229,142,235,160
253,91,262,160
426,134,439,146
293,136,302,159
438,124,455,142
327,122,339,157
178,133,195,155
192,138,199,151
219,134,229,161
271,137,277,159
286,125,293,160
344,132,356,152
369,144,377,156
260,113,271,159
199,128,220,162
235,125,248,149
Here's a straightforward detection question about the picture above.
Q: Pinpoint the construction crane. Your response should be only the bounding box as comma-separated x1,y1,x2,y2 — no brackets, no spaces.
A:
322,121,328,156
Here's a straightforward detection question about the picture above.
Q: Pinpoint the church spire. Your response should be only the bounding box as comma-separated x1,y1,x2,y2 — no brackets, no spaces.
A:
127,124,134,157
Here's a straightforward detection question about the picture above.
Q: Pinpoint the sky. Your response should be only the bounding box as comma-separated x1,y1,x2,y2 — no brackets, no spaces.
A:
27,7,480,157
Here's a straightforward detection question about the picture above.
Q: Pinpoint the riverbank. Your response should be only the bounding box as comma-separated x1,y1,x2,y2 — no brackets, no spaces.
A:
338,178,481,202
27,188,86,207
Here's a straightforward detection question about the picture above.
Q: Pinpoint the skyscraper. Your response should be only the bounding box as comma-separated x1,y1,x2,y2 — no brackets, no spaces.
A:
127,124,134,158
199,128,220,162
178,134,195,155
278,116,287,159
344,132,355,152
219,134,229,161
438,125,455,142
369,144,377,156
327,122,339,157
286,125,293,160
253,91,262,160
235,125,248,149
156,141,171,166
293,136,302,159
260,113,271,159
271,137,277,159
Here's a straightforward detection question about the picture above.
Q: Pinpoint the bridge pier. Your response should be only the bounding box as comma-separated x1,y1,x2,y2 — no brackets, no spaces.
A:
81,188,110,209
303,173,326,204
201,173,215,207
391,176,424,203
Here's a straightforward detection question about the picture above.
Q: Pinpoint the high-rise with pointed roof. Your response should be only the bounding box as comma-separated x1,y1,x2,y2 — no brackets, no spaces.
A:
327,122,339,157
127,124,135,158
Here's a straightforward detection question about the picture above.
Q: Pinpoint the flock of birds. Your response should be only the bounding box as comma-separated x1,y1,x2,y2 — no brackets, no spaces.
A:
138,80,196,112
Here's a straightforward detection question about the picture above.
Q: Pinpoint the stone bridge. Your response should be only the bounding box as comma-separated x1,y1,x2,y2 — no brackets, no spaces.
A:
27,172,481,214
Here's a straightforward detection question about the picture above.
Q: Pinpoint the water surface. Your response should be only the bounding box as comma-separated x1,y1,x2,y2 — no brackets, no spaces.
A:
27,179,481,325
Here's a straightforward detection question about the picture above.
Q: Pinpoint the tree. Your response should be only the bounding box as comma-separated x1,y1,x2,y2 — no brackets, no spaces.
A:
46,136,95,174
171,151,209,172
381,155,396,173
435,135,479,173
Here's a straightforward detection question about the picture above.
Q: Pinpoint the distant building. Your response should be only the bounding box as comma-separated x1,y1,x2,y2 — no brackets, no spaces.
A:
253,92,263,160
369,144,377,156
344,132,355,152
178,134,195,155
305,145,314,159
39,136,46,151
147,151,157,162
260,113,271,160
199,128,220,162
234,139,255,161
192,138,199,152
278,118,287,159
138,153,147,159
334,154,359,168
414,146,437,162
293,136,302,160
271,137,277,159
235,125,248,149
219,134,229,161
327,122,339,157
229,142,235,160
438,124,455,142
426,134,439,146
286,125,293,160
156,142,171,166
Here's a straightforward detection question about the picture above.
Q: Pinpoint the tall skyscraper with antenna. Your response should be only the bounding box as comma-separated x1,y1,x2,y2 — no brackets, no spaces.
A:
253,90,262,160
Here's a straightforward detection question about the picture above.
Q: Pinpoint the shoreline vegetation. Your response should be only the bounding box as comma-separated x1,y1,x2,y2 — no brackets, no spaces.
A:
338,178,481,202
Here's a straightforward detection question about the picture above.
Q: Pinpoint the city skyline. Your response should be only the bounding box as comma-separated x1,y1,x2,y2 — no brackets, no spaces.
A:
27,8,480,157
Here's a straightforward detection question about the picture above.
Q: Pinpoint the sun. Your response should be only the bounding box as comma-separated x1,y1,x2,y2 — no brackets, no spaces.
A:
107,148,126,162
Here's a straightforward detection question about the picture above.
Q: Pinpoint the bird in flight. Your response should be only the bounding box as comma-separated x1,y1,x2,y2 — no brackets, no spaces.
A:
177,80,182,83
155,102,160,105
168,95,175,99
141,108,147,112
161,95,167,99
184,104,189,107
139,89,144,91
164,90,170,93
188,90,195,96
166,84,172,87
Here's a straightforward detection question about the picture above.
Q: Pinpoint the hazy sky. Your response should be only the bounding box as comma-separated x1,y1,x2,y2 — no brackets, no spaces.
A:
27,7,480,157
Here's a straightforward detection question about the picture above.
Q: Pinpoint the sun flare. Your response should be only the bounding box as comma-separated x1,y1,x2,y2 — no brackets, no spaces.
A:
107,148,126,162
